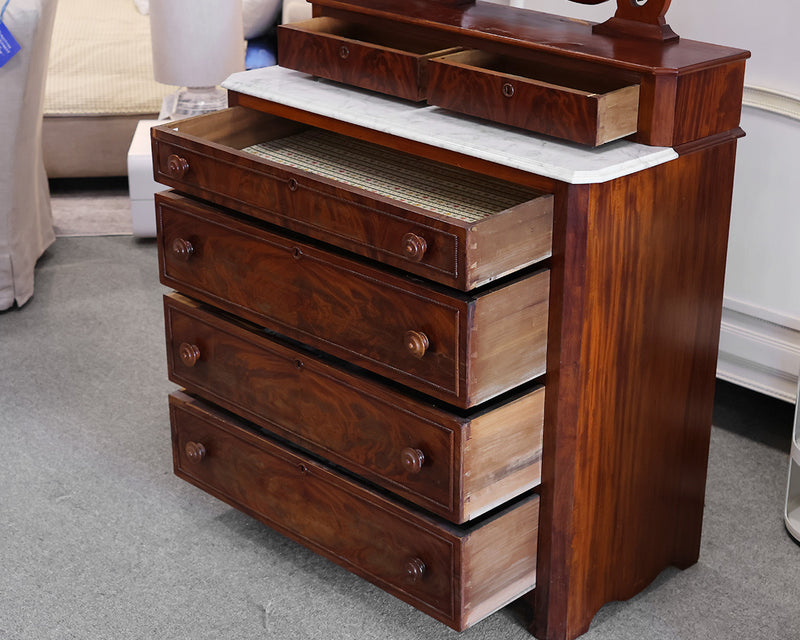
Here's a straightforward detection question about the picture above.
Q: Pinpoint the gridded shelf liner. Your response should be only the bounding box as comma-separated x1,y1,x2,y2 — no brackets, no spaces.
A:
244,130,540,223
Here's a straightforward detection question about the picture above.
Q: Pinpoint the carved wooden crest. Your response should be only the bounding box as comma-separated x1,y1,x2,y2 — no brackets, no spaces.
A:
571,0,678,41
429,0,678,41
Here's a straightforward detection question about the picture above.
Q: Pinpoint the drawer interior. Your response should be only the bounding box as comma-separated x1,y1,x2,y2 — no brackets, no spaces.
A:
243,129,539,224
159,106,308,151
284,16,460,58
161,108,544,225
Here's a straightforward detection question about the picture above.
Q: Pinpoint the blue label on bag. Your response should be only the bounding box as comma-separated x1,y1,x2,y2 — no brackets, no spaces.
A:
0,21,20,67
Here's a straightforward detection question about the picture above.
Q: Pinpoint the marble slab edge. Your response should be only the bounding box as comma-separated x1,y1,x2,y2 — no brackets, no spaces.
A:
223,66,678,185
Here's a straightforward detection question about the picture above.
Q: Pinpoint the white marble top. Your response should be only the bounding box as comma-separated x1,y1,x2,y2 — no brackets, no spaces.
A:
222,66,677,185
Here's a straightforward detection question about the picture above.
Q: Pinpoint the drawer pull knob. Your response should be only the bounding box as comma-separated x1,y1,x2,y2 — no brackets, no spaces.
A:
401,447,425,474
502,82,515,98
288,178,298,192
171,237,194,261
405,557,426,583
404,330,429,359
179,342,201,367
402,233,428,262
185,441,206,463
166,154,190,179
339,45,350,59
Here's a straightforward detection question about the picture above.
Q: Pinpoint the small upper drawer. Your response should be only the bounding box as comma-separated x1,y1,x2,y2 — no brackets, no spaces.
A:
151,107,552,291
277,17,459,101
170,391,539,632
427,50,640,146
156,192,549,409
165,293,544,524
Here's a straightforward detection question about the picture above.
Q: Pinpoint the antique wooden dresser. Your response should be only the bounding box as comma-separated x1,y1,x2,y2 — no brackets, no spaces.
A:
150,2,749,638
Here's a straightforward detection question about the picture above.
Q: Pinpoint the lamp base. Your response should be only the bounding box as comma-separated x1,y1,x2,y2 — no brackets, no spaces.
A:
164,86,229,119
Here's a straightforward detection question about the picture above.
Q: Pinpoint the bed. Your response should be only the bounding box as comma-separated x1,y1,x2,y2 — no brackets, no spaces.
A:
42,0,171,178
42,0,291,178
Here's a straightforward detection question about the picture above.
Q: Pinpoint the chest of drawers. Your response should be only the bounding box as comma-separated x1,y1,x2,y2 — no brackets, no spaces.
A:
151,3,748,639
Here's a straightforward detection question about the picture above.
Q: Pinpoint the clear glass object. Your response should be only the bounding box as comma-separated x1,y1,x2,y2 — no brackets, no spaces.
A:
172,86,228,118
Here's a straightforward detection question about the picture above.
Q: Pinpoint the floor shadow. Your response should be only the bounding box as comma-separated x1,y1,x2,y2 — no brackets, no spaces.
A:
712,379,795,451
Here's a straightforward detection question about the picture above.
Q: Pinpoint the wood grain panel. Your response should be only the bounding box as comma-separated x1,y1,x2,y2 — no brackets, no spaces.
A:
156,192,549,408
533,140,739,639
427,50,640,146
164,293,545,523
673,61,746,146
278,17,458,101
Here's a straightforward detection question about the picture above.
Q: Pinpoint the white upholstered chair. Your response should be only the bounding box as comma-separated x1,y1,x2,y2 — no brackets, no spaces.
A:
0,0,57,310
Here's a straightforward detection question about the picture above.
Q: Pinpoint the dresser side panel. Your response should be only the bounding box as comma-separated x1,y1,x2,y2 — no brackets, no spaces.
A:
564,141,738,635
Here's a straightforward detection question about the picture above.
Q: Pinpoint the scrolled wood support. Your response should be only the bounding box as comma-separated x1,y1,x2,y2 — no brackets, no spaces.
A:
571,0,679,42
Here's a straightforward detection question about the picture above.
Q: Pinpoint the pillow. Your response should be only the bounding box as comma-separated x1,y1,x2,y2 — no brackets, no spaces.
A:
282,0,312,23
133,0,149,14
243,0,281,39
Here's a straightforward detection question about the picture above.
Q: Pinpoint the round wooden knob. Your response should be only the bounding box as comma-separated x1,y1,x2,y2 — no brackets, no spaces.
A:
405,557,426,583
185,441,206,463
404,330,429,359
502,82,515,98
402,233,427,262
166,154,190,179
171,237,194,261
401,447,425,474
179,342,201,367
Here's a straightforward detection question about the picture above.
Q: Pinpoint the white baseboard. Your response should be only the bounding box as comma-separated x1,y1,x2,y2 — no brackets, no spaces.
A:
717,301,800,403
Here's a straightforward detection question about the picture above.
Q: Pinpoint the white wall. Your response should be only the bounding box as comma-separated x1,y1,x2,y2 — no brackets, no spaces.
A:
488,0,800,398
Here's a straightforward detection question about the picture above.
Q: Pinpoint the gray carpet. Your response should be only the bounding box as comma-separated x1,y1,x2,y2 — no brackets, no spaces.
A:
1,236,798,640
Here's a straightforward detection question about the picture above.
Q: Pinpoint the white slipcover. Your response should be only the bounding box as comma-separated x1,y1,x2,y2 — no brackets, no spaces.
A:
282,0,311,23
0,0,57,309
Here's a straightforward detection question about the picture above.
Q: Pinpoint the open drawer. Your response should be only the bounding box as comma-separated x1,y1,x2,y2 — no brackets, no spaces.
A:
170,391,539,631
151,107,553,291
277,16,460,101
427,50,641,146
165,292,545,524
156,192,550,409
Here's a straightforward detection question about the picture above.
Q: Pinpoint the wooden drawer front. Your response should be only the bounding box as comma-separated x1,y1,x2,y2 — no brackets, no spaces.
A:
277,17,459,102
151,108,552,291
157,193,549,408
164,293,545,523
428,50,640,146
170,392,539,631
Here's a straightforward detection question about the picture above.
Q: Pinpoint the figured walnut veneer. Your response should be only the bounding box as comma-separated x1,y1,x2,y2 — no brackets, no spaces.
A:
152,2,747,638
